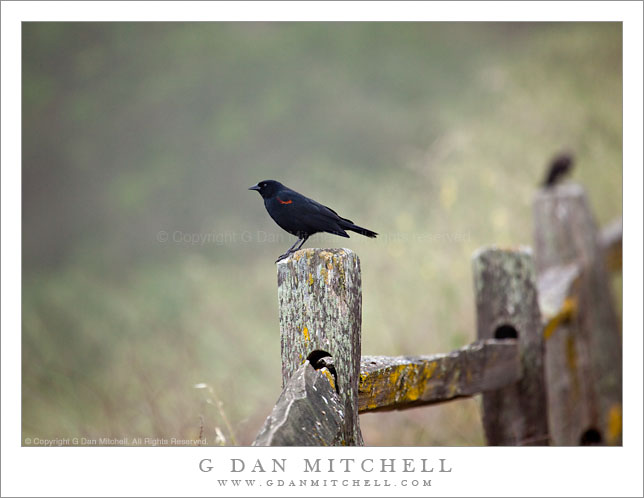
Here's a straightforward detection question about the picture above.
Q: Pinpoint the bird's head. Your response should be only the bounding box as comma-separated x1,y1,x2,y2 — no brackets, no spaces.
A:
248,180,283,199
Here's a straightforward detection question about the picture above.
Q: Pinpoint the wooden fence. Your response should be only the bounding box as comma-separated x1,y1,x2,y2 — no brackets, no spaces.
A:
253,183,622,446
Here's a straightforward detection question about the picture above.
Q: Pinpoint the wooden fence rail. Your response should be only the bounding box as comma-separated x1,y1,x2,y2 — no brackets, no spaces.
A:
359,339,520,413
253,183,622,447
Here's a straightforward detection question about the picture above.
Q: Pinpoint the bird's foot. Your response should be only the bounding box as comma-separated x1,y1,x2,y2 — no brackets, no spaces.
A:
275,252,292,263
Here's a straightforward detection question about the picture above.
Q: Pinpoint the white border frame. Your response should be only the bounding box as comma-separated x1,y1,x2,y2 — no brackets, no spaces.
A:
2,2,642,497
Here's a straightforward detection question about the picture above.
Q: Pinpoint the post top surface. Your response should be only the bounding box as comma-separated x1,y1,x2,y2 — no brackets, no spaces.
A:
276,247,357,265
472,245,533,262
534,182,585,201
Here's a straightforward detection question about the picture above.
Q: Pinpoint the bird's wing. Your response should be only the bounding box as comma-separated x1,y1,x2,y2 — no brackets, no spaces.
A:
280,187,356,226
304,196,355,224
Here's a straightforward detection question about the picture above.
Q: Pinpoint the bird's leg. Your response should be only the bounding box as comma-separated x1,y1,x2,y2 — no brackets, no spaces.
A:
275,237,303,263
294,234,309,251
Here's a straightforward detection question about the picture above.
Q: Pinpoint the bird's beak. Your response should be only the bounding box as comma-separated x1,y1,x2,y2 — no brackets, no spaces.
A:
248,184,261,192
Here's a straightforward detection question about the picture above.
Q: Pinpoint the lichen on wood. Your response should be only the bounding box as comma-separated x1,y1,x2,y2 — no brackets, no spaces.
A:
358,339,521,413
277,248,363,445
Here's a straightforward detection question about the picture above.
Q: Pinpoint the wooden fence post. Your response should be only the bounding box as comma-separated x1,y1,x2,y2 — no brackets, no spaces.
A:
277,248,363,446
472,247,549,445
253,361,345,446
533,183,622,445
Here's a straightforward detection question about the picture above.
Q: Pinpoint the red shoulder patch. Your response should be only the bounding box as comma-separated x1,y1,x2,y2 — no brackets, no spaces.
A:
277,197,292,205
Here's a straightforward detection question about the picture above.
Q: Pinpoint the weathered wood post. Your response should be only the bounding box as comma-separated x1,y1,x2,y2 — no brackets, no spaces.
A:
472,247,549,445
599,216,623,273
533,183,622,445
277,248,363,445
253,361,345,446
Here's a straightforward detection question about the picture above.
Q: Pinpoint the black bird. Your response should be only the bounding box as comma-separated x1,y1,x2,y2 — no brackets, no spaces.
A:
249,180,378,262
542,152,574,188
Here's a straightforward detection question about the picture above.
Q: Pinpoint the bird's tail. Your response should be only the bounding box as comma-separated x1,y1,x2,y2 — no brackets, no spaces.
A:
344,222,378,238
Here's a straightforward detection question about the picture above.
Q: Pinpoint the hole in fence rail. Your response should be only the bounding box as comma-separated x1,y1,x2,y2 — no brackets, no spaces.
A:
307,350,332,368
306,350,338,393
494,324,518,339
580,428,603,446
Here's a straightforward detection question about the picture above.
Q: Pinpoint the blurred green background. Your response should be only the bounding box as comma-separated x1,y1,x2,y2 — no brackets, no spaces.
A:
22,22,622,446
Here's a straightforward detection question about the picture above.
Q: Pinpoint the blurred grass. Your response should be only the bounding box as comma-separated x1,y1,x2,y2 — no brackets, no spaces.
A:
22,22,621,445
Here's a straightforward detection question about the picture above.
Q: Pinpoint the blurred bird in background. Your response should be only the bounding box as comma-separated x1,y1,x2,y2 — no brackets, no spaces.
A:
542,152,574,188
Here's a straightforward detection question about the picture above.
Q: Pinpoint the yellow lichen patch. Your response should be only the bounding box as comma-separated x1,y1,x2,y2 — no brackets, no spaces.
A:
401,362,438,403
308,273,314,286
396,363,436,402
359,365,403,411
302,326,309,341
426,362,438,377
358,361,442,412
293,248,315,262
318,250,333,262
363,399,379,411
544,296,578,340
320,367,336,391
402,368,423,402
606,404,622,444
